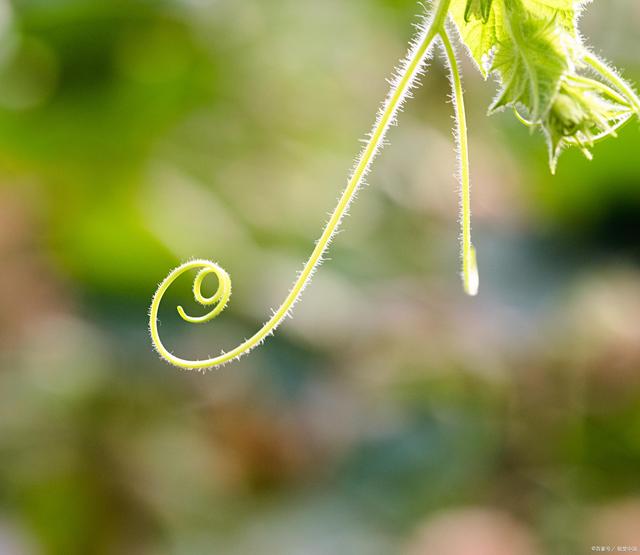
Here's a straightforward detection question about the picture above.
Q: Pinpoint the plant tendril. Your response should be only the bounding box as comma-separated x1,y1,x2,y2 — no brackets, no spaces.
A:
583,52,640,114
150,0,454,370
150,1,638,370
441,28,479,296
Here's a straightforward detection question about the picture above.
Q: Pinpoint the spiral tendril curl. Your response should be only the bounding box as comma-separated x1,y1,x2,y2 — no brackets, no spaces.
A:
150,0,640,370
149,0,456,370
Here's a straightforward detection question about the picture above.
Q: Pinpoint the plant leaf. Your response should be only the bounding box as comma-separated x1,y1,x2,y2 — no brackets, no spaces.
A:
451,0,577,119
448,0,638,171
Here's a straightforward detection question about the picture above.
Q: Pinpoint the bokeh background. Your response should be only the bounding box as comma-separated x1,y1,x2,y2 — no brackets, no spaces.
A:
0,0,639,553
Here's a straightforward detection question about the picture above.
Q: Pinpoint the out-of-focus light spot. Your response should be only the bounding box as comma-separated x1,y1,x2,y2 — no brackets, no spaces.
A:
0,36,58,110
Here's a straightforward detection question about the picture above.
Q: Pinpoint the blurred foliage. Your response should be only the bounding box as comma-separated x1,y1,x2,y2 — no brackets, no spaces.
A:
0,0,639,554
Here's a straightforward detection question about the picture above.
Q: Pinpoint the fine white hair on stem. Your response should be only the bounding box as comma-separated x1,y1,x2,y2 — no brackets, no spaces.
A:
149,0,455,370
440,25,478,296
582,51,640,113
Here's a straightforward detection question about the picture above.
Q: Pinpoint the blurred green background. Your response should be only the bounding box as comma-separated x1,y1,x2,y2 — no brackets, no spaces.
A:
0,0,639,553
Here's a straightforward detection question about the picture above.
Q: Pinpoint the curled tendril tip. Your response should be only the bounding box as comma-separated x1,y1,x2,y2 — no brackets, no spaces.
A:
149,0,639,370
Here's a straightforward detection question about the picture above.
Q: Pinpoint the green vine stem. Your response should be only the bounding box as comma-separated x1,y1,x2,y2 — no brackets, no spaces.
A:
150,0,454,370
150,0,639,370
583,52,640,113
441,28,478,296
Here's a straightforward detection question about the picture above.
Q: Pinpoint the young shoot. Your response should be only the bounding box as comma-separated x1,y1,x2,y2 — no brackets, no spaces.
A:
150,0,639,370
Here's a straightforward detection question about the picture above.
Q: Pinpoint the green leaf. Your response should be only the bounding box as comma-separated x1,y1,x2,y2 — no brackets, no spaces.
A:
447,0,639,171
451,0,576,119
488,13,568,119
449,0,504,77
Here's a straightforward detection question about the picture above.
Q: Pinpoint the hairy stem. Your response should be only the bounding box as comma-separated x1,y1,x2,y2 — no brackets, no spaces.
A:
150,0,453,370
584,52,640,113
441,28,478,296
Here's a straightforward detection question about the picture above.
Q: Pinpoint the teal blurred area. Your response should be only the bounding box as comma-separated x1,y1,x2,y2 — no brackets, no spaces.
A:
0,0,639,553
